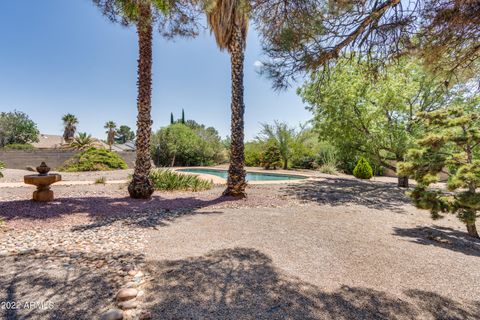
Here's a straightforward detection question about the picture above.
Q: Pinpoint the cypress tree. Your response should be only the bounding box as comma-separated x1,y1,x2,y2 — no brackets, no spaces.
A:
399,96,480,238
181,109,185,124
170,112,174,125
353,157,373,179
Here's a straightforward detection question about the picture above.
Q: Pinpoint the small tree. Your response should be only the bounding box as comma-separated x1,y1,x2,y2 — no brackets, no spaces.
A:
115,125,135,143
399,95,480,238
353,157,373,179
0,111,39,147
260,142,282,170
70,132,94,151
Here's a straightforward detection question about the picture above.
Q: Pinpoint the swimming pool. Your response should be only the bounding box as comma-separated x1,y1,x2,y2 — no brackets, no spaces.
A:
177,168,308,181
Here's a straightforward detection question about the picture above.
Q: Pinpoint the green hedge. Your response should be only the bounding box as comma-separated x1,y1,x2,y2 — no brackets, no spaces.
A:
60,148,127,172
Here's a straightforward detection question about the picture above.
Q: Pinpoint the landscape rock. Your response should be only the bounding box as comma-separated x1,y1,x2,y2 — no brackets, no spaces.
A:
116,288,138,302
118,300,138,310
124,281,138,288
138,310,152,320
101,308,124,320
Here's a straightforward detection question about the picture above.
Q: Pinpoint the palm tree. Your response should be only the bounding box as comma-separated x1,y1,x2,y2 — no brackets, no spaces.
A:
69,132,94,150
93,0,199,199
104,121,117,151
62,114,78,144
205,0,250,197
259,121,296,170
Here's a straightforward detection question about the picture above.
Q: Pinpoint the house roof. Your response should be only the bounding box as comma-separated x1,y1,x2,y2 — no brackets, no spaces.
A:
32,134,64,149
32,133,136,151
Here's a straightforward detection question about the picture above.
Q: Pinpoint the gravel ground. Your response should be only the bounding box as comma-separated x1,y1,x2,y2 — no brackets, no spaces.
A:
0,175,479,319
0,168,134,183
142,178,480,319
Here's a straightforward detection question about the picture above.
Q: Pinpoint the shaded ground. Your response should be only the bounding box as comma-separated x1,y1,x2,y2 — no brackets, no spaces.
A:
0,175,479,319
144,247,480,320
0,250,143,320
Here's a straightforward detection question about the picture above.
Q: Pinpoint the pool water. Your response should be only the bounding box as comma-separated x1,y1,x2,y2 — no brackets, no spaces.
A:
178,169,307,181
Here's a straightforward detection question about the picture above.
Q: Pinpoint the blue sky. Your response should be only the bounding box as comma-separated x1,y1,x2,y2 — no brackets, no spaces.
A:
0,0,311,141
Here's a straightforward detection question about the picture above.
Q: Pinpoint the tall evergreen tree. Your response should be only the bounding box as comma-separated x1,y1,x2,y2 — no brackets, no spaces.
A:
170,112,174,125
399,94,480,238
181,108,185,124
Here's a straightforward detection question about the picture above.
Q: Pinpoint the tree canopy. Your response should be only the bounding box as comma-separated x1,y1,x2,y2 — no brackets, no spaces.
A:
115,125,135,143
298,57,446,185
0,111,39,147
254,0,480,89
152,122,226,166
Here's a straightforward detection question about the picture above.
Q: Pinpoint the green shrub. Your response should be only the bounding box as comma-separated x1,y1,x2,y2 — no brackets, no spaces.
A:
60,148,128,172
3,143,34,150
260,143,282,170
291,156,318,169
0,161,5,178
149,169,213,191
353,157,373,179
244,141,263,167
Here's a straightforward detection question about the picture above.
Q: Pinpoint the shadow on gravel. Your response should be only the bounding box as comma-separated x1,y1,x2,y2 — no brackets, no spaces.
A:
0,249,143,320
393,225,480,257
0,195,237,230
282,177,411,213
144,247,480,319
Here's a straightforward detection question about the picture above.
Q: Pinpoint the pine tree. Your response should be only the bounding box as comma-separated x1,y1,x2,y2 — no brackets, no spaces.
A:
399,95,480,238
170,112,174,125
181,109,185,124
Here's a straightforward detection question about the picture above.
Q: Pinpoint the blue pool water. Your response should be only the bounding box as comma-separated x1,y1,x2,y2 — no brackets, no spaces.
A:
178,169,307,181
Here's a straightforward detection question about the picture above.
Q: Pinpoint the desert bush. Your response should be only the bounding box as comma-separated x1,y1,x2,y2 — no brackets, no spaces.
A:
60,148,127,172
95,176,107,184
319,163,338,175
149,169,213,191
353,157,373,179
3,143,34,150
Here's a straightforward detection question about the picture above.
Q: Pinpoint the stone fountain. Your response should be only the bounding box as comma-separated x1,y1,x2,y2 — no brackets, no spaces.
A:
24,162,62,202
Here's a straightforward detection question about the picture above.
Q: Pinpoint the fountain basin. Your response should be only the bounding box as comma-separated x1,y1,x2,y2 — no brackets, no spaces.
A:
24,173,62,202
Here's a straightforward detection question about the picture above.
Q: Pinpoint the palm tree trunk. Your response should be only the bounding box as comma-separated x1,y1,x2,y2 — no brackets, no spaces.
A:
128,2,154,199
223,24,247,198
